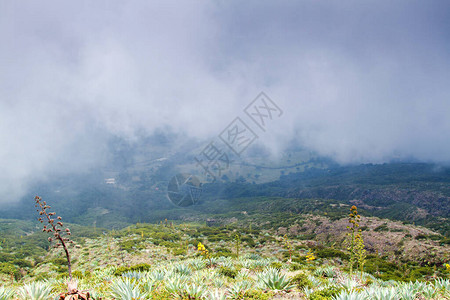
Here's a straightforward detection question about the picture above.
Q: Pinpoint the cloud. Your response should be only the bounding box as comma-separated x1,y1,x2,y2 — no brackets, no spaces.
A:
1,1,450,201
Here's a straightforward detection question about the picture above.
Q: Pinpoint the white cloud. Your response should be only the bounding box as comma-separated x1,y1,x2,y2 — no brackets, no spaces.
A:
0,1,449,201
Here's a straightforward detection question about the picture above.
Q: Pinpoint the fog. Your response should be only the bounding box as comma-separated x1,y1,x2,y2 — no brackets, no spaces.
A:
1,1,450,202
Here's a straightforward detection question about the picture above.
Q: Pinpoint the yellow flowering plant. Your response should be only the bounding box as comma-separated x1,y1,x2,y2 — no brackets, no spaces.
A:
306,251,316,262
283,234,292,262
197,242,212,267
346,205,364,276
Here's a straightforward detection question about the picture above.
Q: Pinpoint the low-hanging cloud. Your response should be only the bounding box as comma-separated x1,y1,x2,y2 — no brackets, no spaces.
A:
1,0,450,202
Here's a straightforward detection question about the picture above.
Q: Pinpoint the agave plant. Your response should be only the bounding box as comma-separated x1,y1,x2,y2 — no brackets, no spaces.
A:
147,269,165,282
363,286,398,300
315,266,337,278
252,259,269,270
227,280,252,300
18,282,54,300
165,276,187,297
219,259,234,269
396,285,416,300
109,277,146,300
236,269,252,281
122,270,145,280
181,283,207,299
302,287,315,298
238,259,252,269
419,284,437,299
339,278,360,291
208,288,226,300
257,268,295,291
88,289,105,300
308,274,324,287
0,286,14,300
92,267,115,283
206,257,219,267
332,290,366,300
212,277,226,288
173,263,191,276
189,259,206,271
141,278,158,295
433,278,450,290
199,269,219,282
191,273,205,286
244,253,262,260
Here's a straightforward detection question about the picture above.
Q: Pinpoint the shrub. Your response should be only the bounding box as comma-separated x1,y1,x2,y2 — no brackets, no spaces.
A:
0,262,20,280
289,263,303,271
291,272,312,289
244,290,274,299
72,270,83,279
270,261,283,270
415,234,428,240
218,266,238,278
374,223,389,232
113,263,151,276
308,286,341,300
315,248,349,260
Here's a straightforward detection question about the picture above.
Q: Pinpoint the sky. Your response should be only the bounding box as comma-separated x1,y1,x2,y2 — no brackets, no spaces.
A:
1,1,450,202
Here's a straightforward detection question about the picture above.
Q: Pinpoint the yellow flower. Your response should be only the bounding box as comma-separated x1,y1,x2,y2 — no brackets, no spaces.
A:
445,263,450,271
306,251,316,261
197,242,205,251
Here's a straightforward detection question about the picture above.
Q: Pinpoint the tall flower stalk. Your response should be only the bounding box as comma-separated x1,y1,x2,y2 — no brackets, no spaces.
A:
346,205,360,276
283,234,292,262
355,228,366,279
34,196,74,281
234,234,241,259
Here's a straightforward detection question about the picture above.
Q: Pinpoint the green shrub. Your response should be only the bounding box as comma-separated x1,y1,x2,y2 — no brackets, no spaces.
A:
315,248,349,260
113,263,151,276
415,234,428,240
374,223,389,232
241,236,256,247
213,246,233,258
409,266,434,280
244,290,273,299
72,270,83,279
298,234,317,240
172,248,187,256
440,237,450,245
12,259,33,268
289,263,303,271
291,272,312,289
270,262,283,270
309,286,341,300
118,239,145,252
218,266,237,278
0,262,20,280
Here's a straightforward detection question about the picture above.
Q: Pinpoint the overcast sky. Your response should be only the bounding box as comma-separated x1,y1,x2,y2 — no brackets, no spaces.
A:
1,1,450,201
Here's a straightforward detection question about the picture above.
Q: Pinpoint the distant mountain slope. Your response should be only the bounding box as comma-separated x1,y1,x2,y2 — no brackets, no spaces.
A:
2,155,449,236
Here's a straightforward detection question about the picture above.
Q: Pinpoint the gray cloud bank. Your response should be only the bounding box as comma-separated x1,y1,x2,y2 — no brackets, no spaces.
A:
1,1,450,201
